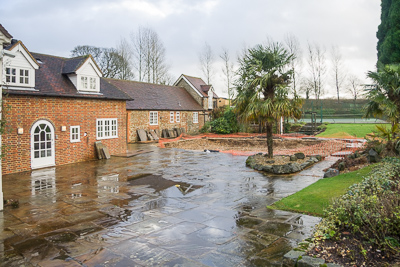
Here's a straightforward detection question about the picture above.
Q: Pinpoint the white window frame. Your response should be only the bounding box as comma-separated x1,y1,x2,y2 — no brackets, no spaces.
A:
90,77,97,90
70,126,81,143
193,112,199,124
170,111,174,123
20,69,29,84
150,111,158,125
5,67,17,84
176,112,180,123
81,76,88,90
79,75,99,92
96,118,118,140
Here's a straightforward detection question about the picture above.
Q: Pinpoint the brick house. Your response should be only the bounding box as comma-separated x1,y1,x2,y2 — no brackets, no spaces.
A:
106,79,205,142
174,74,219,114
1,33,131,174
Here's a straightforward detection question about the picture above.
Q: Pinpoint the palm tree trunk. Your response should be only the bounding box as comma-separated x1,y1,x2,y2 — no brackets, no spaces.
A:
266,122,273,158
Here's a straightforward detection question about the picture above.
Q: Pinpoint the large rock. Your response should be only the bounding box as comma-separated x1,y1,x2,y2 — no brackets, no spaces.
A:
282,250,305,267
295,152,305,159
272,164,292,174
324,168,339,178
290,155,297,161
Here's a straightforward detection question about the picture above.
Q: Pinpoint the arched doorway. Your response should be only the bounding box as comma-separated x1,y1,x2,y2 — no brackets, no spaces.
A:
30,120,55,169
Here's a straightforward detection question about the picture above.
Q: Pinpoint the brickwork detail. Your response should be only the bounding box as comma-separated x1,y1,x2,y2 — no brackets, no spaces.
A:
2,95,127,174
127,110,204,142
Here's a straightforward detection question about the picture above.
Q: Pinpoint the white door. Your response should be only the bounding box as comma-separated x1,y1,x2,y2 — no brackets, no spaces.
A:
31,120,55,169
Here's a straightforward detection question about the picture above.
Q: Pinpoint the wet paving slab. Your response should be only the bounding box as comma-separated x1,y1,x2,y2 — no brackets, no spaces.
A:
0,144,337,266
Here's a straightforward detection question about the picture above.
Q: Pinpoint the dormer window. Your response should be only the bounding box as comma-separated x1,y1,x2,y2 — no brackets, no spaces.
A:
6,67,31,86
79,76,98,92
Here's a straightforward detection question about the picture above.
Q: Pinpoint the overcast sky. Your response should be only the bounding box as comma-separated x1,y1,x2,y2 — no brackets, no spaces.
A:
1,0,381,98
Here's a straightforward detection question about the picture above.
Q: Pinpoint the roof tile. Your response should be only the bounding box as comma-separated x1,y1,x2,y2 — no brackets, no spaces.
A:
106,79,204,111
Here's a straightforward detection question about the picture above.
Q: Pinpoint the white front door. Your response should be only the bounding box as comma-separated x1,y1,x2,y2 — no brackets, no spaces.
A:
31,120,55,169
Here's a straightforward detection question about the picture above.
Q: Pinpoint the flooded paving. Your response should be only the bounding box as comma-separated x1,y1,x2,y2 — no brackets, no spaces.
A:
0,144,336,266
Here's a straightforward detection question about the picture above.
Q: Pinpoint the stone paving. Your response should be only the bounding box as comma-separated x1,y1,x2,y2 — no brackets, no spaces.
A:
0,144,336,266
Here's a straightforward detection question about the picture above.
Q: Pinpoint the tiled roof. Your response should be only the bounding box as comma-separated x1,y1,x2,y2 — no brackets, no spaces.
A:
0,24,13,39
181,74,219,98
62,56,88,74
106,79,204,111
4,53,132,101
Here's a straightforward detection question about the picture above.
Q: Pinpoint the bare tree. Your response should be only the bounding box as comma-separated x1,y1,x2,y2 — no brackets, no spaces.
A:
116,38,134,80
307,42,327,100
71,45,132,79
347,74,364,104
331,45,346,103
284,33,302,96
220,47,235,105
299,77,313,99
130,26,171,84
199,42,215,84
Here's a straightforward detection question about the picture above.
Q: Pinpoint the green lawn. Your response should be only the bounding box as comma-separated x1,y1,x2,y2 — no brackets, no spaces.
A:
268,164,375,217
316,123,389,139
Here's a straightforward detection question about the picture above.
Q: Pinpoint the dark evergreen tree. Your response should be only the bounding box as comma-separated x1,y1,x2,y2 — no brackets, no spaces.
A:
377,0,400,67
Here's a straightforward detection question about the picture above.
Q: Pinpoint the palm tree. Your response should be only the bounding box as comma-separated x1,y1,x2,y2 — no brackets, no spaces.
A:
235,42,302,158
365,65,400,155
365,65,400,124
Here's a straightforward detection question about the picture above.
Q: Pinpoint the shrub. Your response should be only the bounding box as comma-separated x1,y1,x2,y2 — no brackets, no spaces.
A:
201,107,239,134
314,158,400,254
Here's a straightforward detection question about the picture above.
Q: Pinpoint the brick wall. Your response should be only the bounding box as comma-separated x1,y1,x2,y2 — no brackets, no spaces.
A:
2,95,127,174
127,110,204,142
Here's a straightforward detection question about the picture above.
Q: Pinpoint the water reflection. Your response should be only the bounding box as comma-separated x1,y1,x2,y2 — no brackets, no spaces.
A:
97,174,120,195
31,167,56,203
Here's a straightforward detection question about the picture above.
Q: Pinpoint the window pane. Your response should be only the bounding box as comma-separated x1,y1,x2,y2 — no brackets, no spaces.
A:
47,142,51,148
41,142,45,149
34,134,39,141
47,150,52,156
40,131,45,141
34,143,39,150
41,151,46,157
34,151,40,158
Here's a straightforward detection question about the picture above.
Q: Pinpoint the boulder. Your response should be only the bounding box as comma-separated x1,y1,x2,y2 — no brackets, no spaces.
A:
272,164,292,174
324,168,339,178
288,163,302,173
290,155,297,161
294,152,305,159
